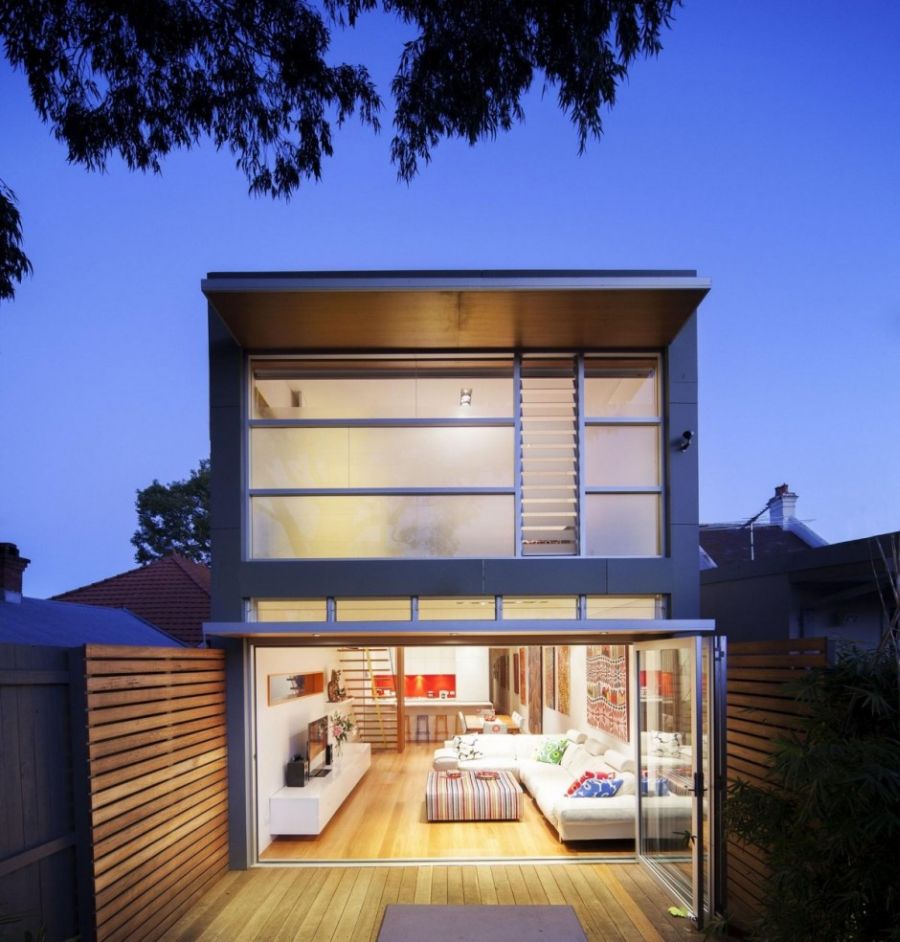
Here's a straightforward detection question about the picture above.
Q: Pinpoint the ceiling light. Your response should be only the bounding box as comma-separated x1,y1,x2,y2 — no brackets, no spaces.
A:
459,388,472,406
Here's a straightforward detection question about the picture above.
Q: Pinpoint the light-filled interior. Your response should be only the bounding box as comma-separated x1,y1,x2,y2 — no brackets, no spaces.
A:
248,354,663,560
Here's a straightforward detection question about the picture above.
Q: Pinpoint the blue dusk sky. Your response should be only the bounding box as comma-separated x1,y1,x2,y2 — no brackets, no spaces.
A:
1,1,898,598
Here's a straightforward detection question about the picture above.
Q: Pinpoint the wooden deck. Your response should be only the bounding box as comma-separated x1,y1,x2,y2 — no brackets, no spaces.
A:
166,862,700,941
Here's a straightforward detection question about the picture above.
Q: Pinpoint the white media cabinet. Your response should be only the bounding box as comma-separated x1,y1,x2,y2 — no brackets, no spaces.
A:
269,741,371,835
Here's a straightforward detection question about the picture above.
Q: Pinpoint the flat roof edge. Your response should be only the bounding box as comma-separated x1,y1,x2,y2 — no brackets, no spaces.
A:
204,618,716,638
202,271,710,296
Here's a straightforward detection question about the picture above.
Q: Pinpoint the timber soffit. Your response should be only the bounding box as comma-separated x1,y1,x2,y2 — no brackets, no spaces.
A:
201,269,711,351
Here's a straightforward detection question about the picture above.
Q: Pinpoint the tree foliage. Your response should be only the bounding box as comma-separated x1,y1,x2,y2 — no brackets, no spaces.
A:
0,0,680,299
0,182,32,300
726,647,900,942
132,459,210,565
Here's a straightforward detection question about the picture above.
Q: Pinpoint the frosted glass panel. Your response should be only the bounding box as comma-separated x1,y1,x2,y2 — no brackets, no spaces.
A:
503,597,578,619
253,599,327,622
252,363,513,418
585,596,664,619
418,598,495,620
585,426,659,487
251,427,514,488
336,599,410,621
585,494,660,556
584,358,659,417
252,495,514,558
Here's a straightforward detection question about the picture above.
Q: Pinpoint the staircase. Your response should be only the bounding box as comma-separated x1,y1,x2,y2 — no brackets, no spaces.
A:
337,647,399,751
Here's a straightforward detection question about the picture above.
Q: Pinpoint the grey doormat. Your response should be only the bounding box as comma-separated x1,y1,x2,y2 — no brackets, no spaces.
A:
377,904,588,941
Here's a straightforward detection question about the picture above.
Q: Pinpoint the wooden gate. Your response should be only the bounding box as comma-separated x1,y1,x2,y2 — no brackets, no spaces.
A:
80,644,228,942
725,637,829,929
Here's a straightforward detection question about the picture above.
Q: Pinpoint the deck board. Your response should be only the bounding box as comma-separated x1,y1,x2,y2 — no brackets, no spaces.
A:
167,863,699,942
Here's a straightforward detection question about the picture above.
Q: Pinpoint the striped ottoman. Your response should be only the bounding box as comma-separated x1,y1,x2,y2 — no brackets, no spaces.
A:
425,770,523,821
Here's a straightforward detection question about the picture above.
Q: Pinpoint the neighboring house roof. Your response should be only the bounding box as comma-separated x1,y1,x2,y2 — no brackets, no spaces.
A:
699,524,814,568
699,484,828,570
0,597,181,647
51,554,210,646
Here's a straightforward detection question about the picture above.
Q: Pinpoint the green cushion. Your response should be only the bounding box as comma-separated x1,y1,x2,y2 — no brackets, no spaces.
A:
535,739,568,765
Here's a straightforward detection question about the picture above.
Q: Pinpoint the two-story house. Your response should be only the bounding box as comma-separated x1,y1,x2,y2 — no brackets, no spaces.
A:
201,270,722,922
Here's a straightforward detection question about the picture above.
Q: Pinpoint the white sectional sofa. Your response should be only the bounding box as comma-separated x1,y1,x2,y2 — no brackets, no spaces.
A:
433,729,693,842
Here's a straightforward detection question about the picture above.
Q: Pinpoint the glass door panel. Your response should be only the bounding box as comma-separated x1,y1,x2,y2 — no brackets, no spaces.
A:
633,636,715,925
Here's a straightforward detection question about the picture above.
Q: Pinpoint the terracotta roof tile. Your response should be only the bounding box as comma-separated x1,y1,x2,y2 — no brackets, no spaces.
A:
699,525,812,567
51,553,210,645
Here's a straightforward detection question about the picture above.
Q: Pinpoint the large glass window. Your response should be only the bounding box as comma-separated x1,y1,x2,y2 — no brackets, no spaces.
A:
583,357,662,556
248,354,664,559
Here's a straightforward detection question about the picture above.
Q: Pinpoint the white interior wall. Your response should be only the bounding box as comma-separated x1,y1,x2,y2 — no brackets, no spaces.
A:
255,646,340,853
455,646,490,701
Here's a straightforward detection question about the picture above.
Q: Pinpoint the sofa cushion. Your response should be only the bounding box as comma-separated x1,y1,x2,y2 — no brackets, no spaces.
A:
559,743,585,774
555,794,637,825
603,748,636,775
584,737,605,757
569,776,623,798
649,730,683,757
565,728,587,744
534,739,568,765
432,748,459,770
451,736,483,761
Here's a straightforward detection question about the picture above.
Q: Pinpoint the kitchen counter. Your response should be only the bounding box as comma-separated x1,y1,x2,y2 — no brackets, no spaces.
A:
373,698,492,708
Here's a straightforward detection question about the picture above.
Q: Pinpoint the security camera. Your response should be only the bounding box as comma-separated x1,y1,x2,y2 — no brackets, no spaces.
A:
678,430,694,452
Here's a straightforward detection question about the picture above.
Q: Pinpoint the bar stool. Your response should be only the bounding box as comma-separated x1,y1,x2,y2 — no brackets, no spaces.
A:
415,714,430,742
433,714,449,742
403,714,411,744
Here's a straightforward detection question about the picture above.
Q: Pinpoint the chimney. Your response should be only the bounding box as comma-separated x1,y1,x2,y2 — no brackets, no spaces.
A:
767,484,798,529
0,543,30,603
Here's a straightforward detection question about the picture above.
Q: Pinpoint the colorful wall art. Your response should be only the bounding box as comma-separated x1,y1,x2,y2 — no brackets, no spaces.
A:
586,645,629,741
527,646,542,733
556,645,570,715
542,646,556,710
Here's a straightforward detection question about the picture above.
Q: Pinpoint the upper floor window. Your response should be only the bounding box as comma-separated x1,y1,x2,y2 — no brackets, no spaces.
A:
247,354,661,559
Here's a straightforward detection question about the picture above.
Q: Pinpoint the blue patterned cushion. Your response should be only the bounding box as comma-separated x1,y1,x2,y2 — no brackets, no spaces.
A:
570,777,623,798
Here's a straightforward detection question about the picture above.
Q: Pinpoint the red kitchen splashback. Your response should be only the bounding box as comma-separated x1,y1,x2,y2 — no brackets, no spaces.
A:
373,674,457,697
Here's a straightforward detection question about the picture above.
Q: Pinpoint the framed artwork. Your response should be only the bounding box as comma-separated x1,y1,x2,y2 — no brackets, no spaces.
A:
556,645,570,715
519,647,527,697
542,646,556,711
513,652,520,694
527,646,542,733
586,645,629,741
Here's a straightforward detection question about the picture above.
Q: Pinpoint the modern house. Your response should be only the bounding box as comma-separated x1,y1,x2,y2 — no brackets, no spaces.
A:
701,485,897,648
201,270,723,922
52,552,211,646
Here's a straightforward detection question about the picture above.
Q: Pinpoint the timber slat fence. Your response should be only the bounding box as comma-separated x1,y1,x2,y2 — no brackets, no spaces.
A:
725,637,829,929
81,644,228,942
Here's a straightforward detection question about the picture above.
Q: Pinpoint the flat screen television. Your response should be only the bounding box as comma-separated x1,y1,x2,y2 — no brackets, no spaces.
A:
307,715,328,774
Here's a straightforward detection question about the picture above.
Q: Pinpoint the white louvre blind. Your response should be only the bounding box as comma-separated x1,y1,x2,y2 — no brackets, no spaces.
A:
520,361,578,555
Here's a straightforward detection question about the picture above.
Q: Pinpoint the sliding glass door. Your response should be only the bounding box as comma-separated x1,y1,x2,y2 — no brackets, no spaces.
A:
632,636,721,926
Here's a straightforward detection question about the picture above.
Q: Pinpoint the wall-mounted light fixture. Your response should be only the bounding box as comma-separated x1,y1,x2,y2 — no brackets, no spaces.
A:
678,430,694,452
459,388,473,406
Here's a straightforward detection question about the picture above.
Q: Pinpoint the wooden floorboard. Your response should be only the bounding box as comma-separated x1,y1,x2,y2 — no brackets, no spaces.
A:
168,863,700,941
260,743,634,862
